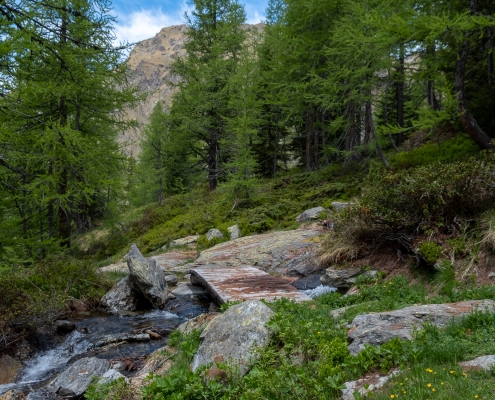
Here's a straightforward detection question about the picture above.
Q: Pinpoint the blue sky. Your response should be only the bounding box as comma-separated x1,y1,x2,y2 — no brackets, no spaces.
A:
111,0,268,45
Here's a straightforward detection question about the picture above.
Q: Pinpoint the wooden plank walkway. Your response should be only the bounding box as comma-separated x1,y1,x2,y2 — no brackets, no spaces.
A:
190,266,312,304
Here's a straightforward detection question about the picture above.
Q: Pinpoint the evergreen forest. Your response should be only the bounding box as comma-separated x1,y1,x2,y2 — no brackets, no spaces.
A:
2,0,495,398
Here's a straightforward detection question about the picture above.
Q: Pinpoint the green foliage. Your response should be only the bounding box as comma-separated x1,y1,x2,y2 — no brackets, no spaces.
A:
0,254,111,353
389,136,479,168
418,241,442,263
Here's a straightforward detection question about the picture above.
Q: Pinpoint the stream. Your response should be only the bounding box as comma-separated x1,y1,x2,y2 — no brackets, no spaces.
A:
0,295,211,396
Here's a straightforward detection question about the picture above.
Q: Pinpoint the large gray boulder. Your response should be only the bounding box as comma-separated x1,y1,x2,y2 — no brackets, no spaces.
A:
47,357,110,399
347,300,495,355
127,243,168,309
332,202,353,212
100,276,140,312
295,206,325,223
191,301,274,377
320,267,362,288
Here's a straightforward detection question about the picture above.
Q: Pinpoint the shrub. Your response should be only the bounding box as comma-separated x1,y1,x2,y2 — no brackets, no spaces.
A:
320,153,495,262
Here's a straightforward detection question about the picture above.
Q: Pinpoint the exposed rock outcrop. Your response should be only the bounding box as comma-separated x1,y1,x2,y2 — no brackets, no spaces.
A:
47,357,110,399
195,229,323,276
127,244,168,309
26,389,59,400
191,301,274,377
347,300,495,355
169,235,200,248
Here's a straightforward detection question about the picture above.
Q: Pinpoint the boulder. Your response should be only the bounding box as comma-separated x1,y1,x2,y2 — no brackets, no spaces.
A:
0,390,24,400
347,300,495,355
97,262,128,274
227,225,241,240
127,243,168,309
169,235,200,248
177,313,219,335
206,229,224,241
165,274,179,286
320,268,362,288
47,357,110,399
131,346,175,387
94,333,150,348
100,276,140,312
332,202,353,212
191,301,274,377
459,355,495,372
195,229,322,276
99,369,128,384
0,355,22,384
171,283,207,297
25,390,58,400
295,206,325,222
54,320,76,334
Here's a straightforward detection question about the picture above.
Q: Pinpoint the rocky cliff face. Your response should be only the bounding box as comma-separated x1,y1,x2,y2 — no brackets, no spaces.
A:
120,25,188,157
120,23,264,157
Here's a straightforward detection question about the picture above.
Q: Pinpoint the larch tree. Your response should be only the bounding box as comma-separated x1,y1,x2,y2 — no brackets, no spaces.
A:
0,0,138,261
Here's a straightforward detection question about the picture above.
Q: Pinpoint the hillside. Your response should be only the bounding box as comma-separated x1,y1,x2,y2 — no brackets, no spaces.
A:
121,23,265,156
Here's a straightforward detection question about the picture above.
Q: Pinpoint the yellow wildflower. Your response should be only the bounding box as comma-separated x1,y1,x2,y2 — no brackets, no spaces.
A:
427,383,432,388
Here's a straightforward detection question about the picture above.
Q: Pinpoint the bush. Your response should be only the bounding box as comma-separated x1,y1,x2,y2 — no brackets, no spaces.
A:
321,153,495,262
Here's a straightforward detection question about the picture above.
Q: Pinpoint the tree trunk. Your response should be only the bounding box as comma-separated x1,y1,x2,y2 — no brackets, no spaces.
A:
454,0,494,150
426,45,439,110
396,42,405,145
345,100,361,157
208,128,218,190
305,107,315,172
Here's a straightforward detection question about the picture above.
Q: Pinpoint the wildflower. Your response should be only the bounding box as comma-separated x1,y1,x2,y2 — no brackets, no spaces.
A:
427,383,432,388
317,332,321,334
403,391,406,394
450,370,456,374
432,388,436,392
390,395,395,399
441,382,444,385
475,396,478,399
389,281,392,284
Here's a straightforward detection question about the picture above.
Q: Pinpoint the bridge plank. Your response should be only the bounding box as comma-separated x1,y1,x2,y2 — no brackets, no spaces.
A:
190,266,312,304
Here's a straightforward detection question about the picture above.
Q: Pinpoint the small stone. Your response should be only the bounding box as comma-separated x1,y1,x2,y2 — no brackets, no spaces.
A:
184,274,191,280
332,202,353,212
99,369,128,384
320,268,362,288
169,235,200,248
54,320,76,334
206,229,224,241
26,390,58,400
227,225,241,240
295,207,325,223
488,272,495,280
147,331,162,340
165,274,179,286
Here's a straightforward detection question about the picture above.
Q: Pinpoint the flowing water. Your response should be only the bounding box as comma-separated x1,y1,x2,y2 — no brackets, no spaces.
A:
0,296,210,396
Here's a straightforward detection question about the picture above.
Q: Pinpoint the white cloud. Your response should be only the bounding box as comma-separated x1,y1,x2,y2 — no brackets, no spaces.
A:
113,3,193,45
246,9,263,25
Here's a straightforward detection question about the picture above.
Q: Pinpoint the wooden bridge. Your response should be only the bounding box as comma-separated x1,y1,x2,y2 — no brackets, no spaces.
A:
189,265,312,304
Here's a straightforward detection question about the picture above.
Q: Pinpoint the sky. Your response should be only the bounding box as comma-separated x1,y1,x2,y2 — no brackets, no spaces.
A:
111,0,268,45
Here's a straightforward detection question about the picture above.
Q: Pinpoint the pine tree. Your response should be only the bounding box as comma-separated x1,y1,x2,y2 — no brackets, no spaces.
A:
169,0,247,190
0,0,138,260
